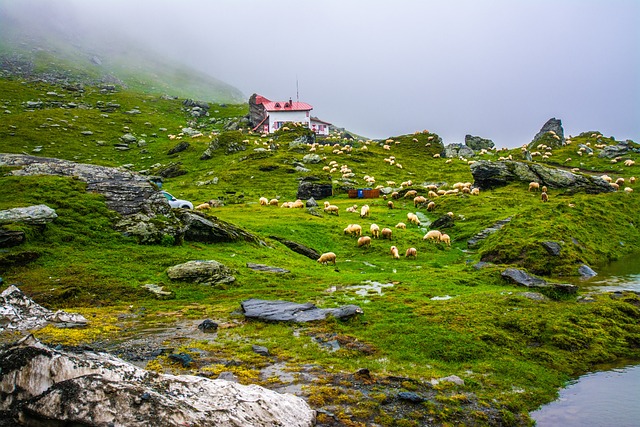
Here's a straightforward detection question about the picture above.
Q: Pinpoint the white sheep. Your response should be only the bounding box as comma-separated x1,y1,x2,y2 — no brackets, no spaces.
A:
624,187,633,193
387,201,395,209
405,247,417,259
390,245,400,259
317,252,336,265
423,230,442,242
269,199,279,206
427,201,436,211
541,192,549,202
440,234,451,246
529,182,540,191
360,205,370,218
259,197,269,206
395,222,406,229
346,204,358,213
195,202,212,210
630,177,636,184
357,236,372,247
381,227,393,240
471,187,480,196
370,224,380,238
324,204,340,215
414,196,427,207
344,224,362,236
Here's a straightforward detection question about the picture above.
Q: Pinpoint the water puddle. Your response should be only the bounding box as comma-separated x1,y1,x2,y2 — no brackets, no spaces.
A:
530,364,640,427
325,281,395,297
578,252,640,293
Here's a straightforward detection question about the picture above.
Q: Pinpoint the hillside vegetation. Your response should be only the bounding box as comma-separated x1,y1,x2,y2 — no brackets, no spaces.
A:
1,73,639,427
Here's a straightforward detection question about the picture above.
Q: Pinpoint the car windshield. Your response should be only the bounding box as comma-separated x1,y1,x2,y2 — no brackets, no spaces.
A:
162,192,174,201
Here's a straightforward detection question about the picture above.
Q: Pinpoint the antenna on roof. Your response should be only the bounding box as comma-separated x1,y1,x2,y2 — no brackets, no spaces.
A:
296,75,299,103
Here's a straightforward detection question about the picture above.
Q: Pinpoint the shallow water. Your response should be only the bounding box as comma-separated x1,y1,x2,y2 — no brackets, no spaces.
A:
530,364,640,427
580,252,640,293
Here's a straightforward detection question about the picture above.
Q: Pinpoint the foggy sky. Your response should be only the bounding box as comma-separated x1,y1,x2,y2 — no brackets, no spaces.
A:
3,0,639,147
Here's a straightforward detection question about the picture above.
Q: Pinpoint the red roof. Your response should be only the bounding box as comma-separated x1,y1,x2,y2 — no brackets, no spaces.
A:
262,101,313,112
254,95,271,105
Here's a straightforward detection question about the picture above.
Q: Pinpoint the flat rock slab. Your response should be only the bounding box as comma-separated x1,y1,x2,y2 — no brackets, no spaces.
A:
501,268,577,295
246,263,290,273
0,204,57,225
242,299,363,323
166,260,235,286
0,335,315,427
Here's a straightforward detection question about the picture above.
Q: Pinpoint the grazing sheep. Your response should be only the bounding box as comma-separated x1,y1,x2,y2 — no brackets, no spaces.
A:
195,202,212,210
395,222,406,229
405,247,417,258
317,252,337,265
387,201,395,209
370,223,380,238
324,204,340,215
427,201,436,211
624,159,635,166
529,182,540,191
390,245,400,259
439,233,451,246
630,177,636,184
259,197,269,206
541,191,549,202
381,227,393,240
615,177,625,186
360,204,370,218
414,195,427,207
428,190,439,199
423,230,442,242
624,187,633,193
346,204,358,213
344,224,362,236
291,200,305,209
404,190,418,199
610,182,620,191
541,186,548,193
269,199,279,206
407,213,421,226
358,236,372,247
471,187,480,196
433,153,440,158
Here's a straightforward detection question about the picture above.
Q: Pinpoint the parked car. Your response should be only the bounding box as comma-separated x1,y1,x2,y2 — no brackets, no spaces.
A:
161,191,193,209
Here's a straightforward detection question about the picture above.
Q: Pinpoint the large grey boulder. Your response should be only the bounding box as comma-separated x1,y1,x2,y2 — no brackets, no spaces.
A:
177,211,263,244
531,118,564,147
166,260,236,286
268,236,321,260
114,212,184,245
0,335,315,427
598,142,634,159
0,154,170,216
501,268,577,295
443,143,475,159
297,179,333,200
465,135,495,151
470,160,614,193
242,299,363,322
0,285,88,332
0,204,57,225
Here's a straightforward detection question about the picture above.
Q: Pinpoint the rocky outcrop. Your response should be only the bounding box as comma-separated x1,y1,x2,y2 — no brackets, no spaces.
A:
248,93,268,129
531,118,564,147
598,142,638,159
0,335,315,427
0,154,169,216
242,299,363,322
177,211,263,244
246,263,290,273
0,285,87,332
470,160,614,193
297,178,333,200
268,236,321,260
0,205,57,225
465,135,495,151
467,218,512,248
501,268,577,294
0,230,25,248
115,211,184,245
443,143,475,159
166,260,236,286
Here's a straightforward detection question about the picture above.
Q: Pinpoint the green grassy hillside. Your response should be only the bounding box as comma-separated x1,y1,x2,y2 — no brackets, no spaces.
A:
1,76,639,426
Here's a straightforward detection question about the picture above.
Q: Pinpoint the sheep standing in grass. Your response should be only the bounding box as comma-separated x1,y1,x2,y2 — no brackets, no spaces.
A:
471,187,480,196
344,224,362,236
381,228,393,240
440,234,451,246
405,247,417,258
624,187,633,193
360,204,370,218
541,186,548,193
259,197,269,206
269,199,279,206
414,196,427,207
395,222,406,229
630,177,636,184
423,230,442,242
390,246,400,259
370,224,380,238
358,236,371,247
427,201,436,211
404,190,418,199
407,213,421,226
324,204,340,216
387,201,395,209
317,252,337,265
529,182,540,191
195,202,212,210
541,192,549,202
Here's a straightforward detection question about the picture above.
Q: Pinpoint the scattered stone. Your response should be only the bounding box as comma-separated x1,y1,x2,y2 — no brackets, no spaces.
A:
578,264,598,279
252,345,270,356
0,204,57,225
531,118,564,147
177,211,263,244
125,109,141,115
246,263,290,273
0,336,316,426
217,372,238,382
166,260,235,287
541,241,562,256
120,133,137,143
142,284,174,299
473,261,493,270
0,285,87,332
0,229,26,247
197,319,218,333
501,268,577,294
302,154,322,164
80,130,93,135
467,217,512,248
306,197,318,208
242,299,363,323
398,392,426,403
519,292,548,301
168,141,190,155
297,178,333,200
437,375,465,386
169,352,193,367
598,142,633,159
431,214,455,229
443,143,475,159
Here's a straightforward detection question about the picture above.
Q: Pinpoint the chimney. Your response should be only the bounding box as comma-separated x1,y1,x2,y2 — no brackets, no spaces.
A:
289,98,293,107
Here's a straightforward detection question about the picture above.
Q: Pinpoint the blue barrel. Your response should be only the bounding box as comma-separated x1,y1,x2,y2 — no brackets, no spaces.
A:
357,189,364,198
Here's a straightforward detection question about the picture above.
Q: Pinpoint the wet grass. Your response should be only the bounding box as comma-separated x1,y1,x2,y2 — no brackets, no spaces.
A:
1,77,640,425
